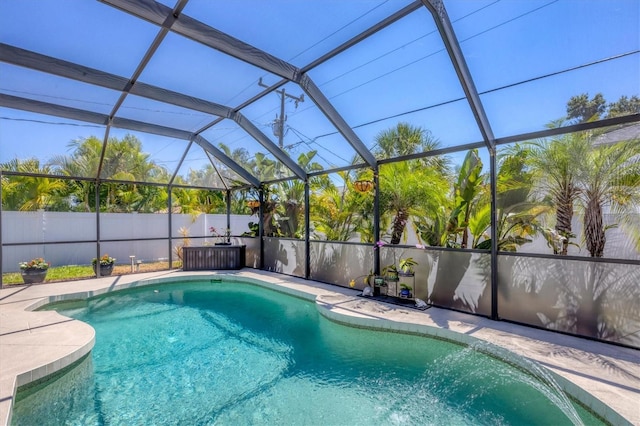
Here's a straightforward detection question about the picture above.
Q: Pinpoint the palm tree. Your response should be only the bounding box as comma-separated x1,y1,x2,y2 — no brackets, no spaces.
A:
310,169,373,242
271,151,325,238
50,134,170,212
374,123,449,244
252,153,278,181
375,123,446,171
577,137,640,257
379,161,448,244
273,178,306,238
527,123,586,255
49,136,103,211
509,133,640,338
0,158,66,211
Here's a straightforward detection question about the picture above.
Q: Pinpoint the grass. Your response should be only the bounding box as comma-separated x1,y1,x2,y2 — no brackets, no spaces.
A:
2,262,182,285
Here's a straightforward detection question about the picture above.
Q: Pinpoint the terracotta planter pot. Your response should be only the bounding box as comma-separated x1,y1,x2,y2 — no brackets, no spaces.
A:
21,268,48,284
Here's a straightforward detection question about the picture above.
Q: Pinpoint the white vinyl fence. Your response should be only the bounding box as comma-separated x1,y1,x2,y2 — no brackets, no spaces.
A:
1,211,253,273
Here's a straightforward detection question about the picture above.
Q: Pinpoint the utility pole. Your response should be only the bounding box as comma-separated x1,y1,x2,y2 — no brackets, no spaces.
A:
258,77,304,149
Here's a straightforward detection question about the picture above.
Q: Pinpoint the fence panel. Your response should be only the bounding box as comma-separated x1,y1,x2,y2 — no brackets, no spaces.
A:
263,237,305,277
309,242,373,288
498,255,640,348
1,212,252,273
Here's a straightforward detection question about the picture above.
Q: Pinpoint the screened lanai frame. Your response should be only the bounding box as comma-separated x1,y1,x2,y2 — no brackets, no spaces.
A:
1,0,640,348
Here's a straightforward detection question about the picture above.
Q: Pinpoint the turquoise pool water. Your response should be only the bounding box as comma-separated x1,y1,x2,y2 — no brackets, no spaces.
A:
12,280,602,425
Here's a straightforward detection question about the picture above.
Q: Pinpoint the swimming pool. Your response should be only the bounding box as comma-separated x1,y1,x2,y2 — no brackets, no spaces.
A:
12,280,603,425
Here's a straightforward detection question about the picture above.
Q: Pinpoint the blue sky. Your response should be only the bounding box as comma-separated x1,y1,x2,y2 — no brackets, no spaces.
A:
1,0,638,181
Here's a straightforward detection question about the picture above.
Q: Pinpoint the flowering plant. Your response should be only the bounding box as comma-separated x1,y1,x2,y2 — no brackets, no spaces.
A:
349,270,375,288
210,226,231,243
373,240,386,250
19,258,50,270
92,254,116,266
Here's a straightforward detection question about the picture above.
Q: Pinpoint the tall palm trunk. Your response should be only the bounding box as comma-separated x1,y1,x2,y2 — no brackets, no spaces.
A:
584,195,605,257
555,182,575,255
390,209,408,244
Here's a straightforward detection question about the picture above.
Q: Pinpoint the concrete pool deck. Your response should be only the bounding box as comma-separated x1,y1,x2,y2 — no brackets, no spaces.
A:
0,269,638,425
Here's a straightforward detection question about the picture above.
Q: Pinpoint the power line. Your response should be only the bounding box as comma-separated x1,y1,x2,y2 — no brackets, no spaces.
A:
319,0,502,88
286,126,351,166
287,0,393,63
460,0,558,44
267,0,510,123
239,44,635,158
291,47,640,145
320,0,559,101
3,0,634,160
219,0,558,127
480,50,640,96
231,1,505,141
0,116,104,128
257,77,304,148
0,1,553,131
222,1,394,106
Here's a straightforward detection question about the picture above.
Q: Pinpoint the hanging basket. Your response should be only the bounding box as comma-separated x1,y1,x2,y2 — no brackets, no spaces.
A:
246,200,260,208
353,180,374,193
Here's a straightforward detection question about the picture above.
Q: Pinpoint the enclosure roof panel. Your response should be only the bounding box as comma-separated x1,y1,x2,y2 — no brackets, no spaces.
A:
182,0,417,68
137,31,283,107
450,0,640,136
0,0,638,188
0,0,158,77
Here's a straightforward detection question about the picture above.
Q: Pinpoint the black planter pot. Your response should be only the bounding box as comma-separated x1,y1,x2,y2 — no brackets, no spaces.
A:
385,273,399,282
93,263,114,276
21,268,48,284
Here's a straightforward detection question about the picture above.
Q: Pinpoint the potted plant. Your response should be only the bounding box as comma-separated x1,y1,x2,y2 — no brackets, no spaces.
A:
349,270,374,288
210,227,232,245
399,283,413,298
398,257,418,276
382,264,399,282
92,254,116,276
19,258,50,284
349,270,377,296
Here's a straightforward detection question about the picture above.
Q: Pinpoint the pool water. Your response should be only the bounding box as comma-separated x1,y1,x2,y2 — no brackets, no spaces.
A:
12,281,603,425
